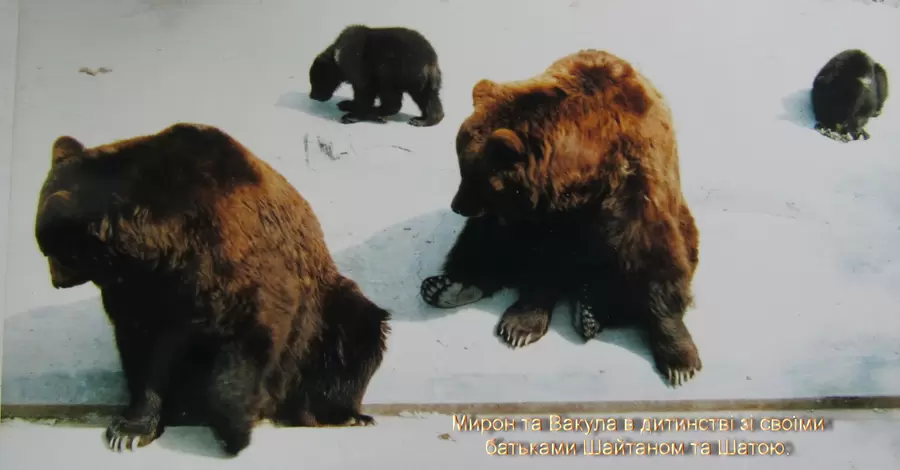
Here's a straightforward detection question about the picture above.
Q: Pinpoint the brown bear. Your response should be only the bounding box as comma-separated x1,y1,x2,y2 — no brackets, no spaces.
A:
34,123,391,455
420,49,702,387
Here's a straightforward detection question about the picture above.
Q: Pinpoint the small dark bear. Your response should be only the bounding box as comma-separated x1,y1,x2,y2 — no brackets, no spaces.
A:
308,24,445,127
420,50,702,387
35,123,391,456
811,48,889,142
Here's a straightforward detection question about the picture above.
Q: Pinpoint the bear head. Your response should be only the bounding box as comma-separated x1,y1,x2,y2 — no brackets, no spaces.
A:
451,78,599,221
35,136,116,289
309,51,344,102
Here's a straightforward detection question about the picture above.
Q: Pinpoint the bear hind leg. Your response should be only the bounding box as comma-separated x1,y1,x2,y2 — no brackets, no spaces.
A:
421,274,490,309
873,62,888,118
204,340,267,457
408,87,444,127
280,374,377,428
573,282,612,342
421,218,508,309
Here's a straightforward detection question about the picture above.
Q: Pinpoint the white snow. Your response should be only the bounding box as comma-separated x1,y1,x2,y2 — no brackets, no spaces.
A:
2,0,900,410
3,411,900,467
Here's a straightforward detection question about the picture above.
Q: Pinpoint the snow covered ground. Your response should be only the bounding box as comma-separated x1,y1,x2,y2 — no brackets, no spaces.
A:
2,0,900,413
3,411,900,468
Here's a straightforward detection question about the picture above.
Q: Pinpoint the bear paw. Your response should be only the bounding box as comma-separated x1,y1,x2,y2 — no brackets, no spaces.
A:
651,338,703,388
340,113,387,124
849,129,870,141
340,113,361,124
497,302,551,349
420,275,485,308
105,415,161,452
408,117,435,127
573,301,603,342
342,413,376,427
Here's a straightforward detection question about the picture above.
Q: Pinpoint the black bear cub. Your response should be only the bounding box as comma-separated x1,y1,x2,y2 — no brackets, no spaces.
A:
35,123,390,456
811,48,889,142
309,24,445,127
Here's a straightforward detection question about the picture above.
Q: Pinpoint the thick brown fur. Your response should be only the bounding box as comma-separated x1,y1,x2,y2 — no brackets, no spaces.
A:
34,123,390,456
420,50,702,387
308,24,445,127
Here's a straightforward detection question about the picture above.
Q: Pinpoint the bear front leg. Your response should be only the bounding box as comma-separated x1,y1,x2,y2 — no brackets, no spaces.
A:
636,277,702,388
610,209,702,387
421,217,507,309
497,289,560,349
205,341,264,457
106,328,192,452
339,85,386,124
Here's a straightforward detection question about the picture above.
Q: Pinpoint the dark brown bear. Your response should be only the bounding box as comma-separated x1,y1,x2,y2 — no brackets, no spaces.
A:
420,50,702,387
34,123,391,456
811,48,889,142
308,24,445,127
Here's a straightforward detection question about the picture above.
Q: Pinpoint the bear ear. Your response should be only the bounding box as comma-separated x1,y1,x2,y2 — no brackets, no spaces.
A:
472,79,500,106
486,128,526,162
52,136,84,163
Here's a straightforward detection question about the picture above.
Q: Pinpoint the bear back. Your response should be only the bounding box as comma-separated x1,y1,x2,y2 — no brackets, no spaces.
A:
453,49,683,219
35,123,336,299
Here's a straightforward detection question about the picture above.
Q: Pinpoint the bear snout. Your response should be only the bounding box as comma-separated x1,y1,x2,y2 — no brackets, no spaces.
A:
450,189,485,218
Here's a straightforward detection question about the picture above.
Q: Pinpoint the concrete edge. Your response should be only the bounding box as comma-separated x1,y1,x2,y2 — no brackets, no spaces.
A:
3,396,900,426
0,0,22,413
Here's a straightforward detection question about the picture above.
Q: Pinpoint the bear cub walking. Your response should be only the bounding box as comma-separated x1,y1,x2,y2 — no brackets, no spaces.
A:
35,123,390,456
420,49,703,388
811,48,889,142
309,24,445,127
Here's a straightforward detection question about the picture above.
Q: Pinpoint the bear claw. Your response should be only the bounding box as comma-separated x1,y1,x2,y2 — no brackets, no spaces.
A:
496,303,551,349
651,340,703,388
344,413,376,427
105,416,160,452
420,275,485,308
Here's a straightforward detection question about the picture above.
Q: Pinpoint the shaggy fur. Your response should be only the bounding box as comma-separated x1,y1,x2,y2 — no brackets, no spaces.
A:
420,50,702,387
811,48,889,142
35,123,391,456
309,24,444,127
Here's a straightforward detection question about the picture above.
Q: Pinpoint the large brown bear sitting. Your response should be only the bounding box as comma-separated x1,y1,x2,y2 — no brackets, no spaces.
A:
34,123,391,455
420,49,702,387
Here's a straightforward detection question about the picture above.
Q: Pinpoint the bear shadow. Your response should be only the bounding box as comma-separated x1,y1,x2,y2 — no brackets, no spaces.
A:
331,208,655,367
777,88,816,130
276,91,418,124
